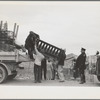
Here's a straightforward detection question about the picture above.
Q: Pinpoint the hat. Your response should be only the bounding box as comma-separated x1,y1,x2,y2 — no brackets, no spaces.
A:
96,51,99,55
81,48,86,51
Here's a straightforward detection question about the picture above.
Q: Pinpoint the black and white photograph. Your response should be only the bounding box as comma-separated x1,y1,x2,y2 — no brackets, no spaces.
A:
0,1,100,99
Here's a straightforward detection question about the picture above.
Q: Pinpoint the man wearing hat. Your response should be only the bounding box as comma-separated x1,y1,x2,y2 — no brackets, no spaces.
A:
57,49,66,82
96,51,99,56
76,48,86,84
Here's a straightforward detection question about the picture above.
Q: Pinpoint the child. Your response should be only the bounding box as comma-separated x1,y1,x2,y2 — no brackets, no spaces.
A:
47,60,53,80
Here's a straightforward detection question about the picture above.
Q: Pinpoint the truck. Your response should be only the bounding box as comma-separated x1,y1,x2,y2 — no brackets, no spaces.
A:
0,21,65,83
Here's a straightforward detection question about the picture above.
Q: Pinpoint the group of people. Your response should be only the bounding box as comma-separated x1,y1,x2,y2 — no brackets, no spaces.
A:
32,44,87,84
32,42,66,83
41,58,58,80
25,31,88,84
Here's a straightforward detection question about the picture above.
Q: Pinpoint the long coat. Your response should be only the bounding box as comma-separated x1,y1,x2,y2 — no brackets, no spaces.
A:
76,53,86,70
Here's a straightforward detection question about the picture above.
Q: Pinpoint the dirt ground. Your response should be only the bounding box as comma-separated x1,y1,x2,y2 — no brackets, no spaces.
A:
1,62,100,86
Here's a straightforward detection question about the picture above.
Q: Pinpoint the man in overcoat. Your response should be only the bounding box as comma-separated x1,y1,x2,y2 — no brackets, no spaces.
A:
76,48,86,84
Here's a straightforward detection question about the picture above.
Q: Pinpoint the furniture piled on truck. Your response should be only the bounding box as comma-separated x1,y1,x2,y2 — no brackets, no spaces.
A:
25,31,66,61
0,21,66,83
0,21,29,83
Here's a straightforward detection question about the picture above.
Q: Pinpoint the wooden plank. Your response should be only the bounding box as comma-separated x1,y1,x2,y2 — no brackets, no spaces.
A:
0,56,16,61
0,51,17,61
15,25,19,38
0,52,15,55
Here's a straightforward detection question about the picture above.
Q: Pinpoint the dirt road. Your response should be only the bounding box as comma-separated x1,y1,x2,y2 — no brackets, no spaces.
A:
1,62,100,86
0,75,99,86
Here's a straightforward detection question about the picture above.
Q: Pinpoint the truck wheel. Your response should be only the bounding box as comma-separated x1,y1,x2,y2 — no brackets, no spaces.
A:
0,65,8,83
7,71,17,80
97,76,100,81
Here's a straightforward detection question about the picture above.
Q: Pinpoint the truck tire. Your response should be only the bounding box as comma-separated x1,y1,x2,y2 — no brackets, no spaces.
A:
0,65,8,83
7,71,17,80
97,76,100,81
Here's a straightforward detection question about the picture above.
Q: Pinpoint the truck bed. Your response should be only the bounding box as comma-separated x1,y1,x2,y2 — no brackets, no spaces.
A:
0,52,17,61
0,51,31,62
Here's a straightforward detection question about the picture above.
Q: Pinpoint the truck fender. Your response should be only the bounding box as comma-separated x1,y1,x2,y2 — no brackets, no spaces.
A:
0,62,11,75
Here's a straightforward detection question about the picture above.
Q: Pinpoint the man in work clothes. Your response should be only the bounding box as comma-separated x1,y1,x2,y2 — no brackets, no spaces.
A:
33,43,44,83
51,59,58,80
41,58,47,80
76,48,86,84
57,49,66,82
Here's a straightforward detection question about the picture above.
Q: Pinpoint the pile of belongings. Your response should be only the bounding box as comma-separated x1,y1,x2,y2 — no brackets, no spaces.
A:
0,30,15,52
25,31,40,59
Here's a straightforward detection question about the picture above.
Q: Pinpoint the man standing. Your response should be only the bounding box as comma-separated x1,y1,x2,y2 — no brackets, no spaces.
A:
76,48,86,84
96,51,100,75
51,59,58,80
41,58,47,80
33,43,44,83
57,49,66,82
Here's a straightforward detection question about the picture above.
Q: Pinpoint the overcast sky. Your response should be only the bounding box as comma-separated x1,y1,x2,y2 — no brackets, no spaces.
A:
0,1,100,55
